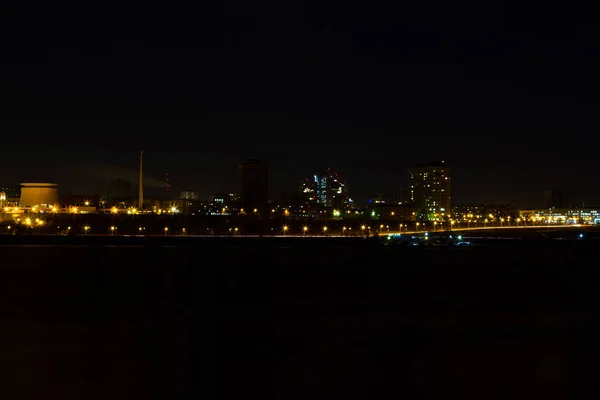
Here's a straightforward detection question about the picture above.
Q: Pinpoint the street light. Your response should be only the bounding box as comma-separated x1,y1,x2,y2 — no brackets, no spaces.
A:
302,226,309,235
322,226,328,235
164,227,169,236
282,225,289,235
110,226,116,235
83,225,90,234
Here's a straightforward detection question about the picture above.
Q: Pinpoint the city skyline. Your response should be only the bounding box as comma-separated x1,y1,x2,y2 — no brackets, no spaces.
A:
0,156,590,210
2,4,600,206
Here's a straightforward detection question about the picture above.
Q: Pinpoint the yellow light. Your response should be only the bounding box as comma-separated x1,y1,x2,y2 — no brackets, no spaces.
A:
112,207,118,214
25,218,32,226
302,226,308,232
171,206,177,213
361,225,366,230
51,207,57,213
253,208,258,213
84,201,90,206
282,225,289,231
323,226,328,232
110,226,116,231
3,207,8,212
37,219,44,226
164,227,168,231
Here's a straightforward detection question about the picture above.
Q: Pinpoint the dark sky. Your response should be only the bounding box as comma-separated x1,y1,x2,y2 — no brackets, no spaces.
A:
1,3,598,207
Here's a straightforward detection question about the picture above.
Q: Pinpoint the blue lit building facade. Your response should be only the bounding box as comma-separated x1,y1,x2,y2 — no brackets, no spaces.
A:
301,169,351,209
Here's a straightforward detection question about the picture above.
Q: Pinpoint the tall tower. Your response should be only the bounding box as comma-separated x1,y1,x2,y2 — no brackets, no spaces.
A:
138,151,144,209
239,159,268,215
408,161,451,220
165,172,171,193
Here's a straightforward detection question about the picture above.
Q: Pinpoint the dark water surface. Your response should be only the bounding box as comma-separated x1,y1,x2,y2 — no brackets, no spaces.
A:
0,243,597,399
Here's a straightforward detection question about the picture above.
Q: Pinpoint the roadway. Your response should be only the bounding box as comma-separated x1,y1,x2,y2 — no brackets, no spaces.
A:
379,224,590,236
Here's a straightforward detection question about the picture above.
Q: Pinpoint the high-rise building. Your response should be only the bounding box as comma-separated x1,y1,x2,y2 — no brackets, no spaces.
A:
408,161,451,220
301,169,349,209
543,188,566,209
239,159,268,215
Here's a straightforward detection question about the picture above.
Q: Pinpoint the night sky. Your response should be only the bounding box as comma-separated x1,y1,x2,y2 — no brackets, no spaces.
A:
1,3,598,207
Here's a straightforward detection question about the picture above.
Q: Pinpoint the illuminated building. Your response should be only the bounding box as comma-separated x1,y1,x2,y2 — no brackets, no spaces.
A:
239,159,268,215
181,190,199,200
408,161,451,220
520,208,600,225
302,168,350,209
207,193,240,215
19,183,59,208
452,204,518,222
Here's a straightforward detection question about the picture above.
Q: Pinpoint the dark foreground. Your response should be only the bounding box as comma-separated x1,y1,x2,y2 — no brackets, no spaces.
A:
0,241,598,399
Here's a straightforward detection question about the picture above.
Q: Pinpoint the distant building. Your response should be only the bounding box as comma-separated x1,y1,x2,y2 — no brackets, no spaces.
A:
0,185,20,199
1,186,21,208
396,188,409,205
20,183,59,208
208,192,240,215
239,159,268,215
181,190,199,200
301,169,350,209
520,208,600,225
408,161,451,220
453,204,518,222
107,179,131,201
370,193,387,204
543,188,567,209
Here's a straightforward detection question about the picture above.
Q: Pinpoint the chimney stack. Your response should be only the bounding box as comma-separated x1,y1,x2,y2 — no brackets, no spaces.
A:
139,151,144,209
